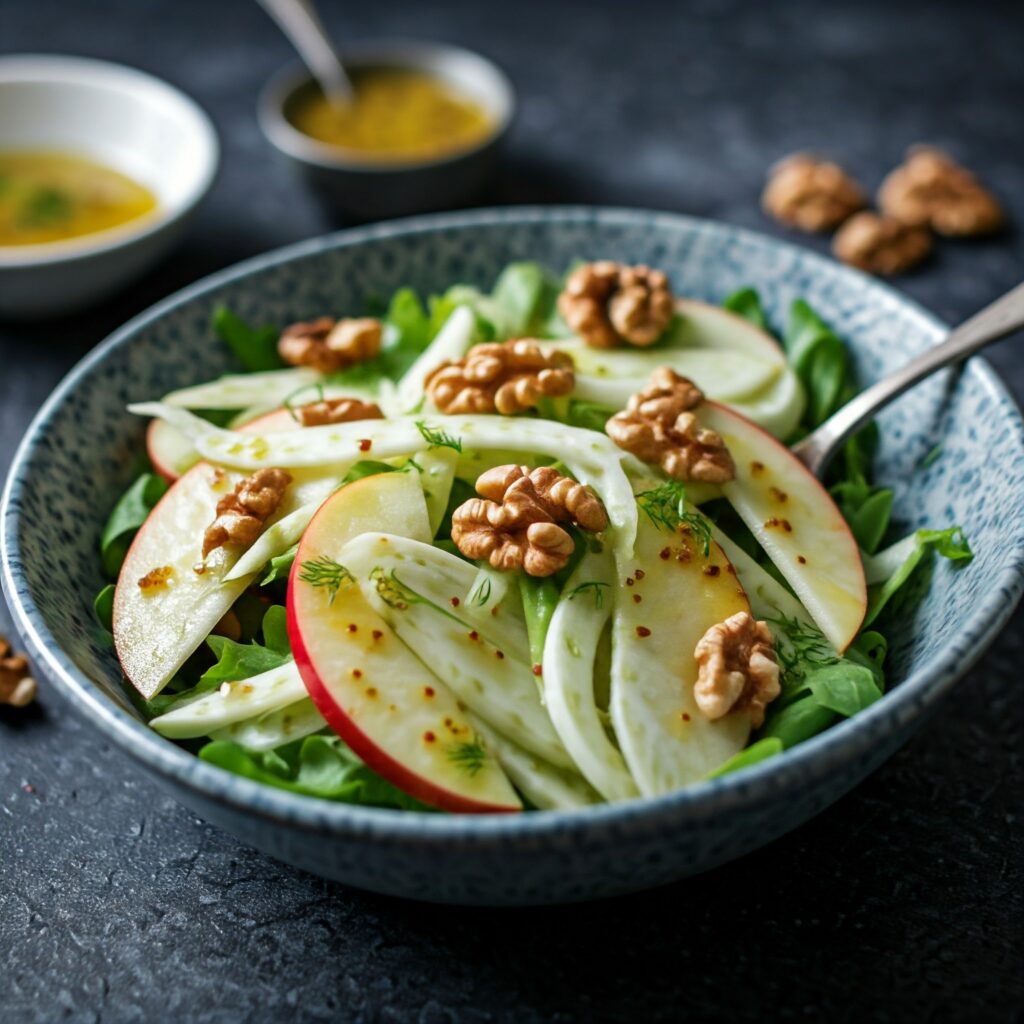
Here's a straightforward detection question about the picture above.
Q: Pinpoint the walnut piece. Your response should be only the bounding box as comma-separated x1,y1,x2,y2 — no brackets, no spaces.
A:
606,367,735,483
451,465,608,576
278,317,382,373
762,154,865,232
693,611,780,728
425,339,574,415
832,211,932,276
558,262,674,349
879,146,1004,237
0,636,36,708
203,467,293,558
293,397,384,426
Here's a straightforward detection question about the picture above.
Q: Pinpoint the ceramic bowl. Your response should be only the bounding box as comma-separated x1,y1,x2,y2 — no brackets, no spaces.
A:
258,40,515,220
0,55,218,318
4,208,1023,906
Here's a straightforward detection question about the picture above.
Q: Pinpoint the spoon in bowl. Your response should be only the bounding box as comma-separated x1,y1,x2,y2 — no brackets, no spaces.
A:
792,280,1024,478
257,0,353,108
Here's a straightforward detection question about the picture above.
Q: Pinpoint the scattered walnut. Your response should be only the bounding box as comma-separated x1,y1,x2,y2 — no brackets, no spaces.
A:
138,565,175,592
762,154,865,232
293,397,384,426
606,368,735,483
278,316,382,373
0,636,36,708
693,611,780,728
832,211,932,276
425,339,574,415
558,262,674,348
451,465,608,576
879,146,1004,237
202,467,292,558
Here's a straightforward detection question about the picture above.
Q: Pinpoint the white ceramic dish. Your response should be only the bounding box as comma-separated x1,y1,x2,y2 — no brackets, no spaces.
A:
0,55,219,318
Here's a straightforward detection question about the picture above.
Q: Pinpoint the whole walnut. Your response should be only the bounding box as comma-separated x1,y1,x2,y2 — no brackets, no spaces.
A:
879,147,1004,237
762,154,865,233
833,211,932,276
278,317,382,373
558,262,675,349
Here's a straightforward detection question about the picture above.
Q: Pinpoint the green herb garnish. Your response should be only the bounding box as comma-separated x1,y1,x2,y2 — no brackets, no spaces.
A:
446,735,488,777
634,481,711,555
566,581,610,608
298,556,353,603
415,420,463,453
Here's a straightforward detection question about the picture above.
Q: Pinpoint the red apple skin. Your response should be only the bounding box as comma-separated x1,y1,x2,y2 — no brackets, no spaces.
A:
286,478,521,814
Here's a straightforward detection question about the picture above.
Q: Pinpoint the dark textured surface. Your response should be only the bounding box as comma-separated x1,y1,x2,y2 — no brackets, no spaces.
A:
1,0,1022,1020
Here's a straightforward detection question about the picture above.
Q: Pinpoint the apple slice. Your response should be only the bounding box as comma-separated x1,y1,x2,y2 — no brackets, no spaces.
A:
701,401,867,651
609,508,753,797
673,299,785,366
288,471,521,812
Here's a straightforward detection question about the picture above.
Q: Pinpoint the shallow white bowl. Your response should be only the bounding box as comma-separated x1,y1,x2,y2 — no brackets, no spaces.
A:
0,55,219,318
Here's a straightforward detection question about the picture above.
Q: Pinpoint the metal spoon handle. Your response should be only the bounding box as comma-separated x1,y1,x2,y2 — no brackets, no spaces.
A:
792,279,1024,477
257,0,353,105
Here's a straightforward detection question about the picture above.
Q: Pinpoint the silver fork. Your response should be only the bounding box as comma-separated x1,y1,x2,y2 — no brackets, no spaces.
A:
792,280,1024,478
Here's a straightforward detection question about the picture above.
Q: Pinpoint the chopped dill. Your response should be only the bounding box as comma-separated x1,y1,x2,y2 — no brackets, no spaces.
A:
566,581,610,608
470,576,492,606
635,481,711,555
767,614,838,686
415,420,463,453
298,556,353,604
447,735,488,777
370,567,465,626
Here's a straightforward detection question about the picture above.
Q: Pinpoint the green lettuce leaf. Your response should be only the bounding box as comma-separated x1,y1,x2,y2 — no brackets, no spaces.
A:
213,306,284,372
100,472,168,578
863,526,973,625
722,287,771,332
198,605,290,688
198,736,433,809
785,299,850,428
707,737,783,778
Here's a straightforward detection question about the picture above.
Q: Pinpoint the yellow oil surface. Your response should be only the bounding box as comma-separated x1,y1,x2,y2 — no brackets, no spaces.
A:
288,70,493,162
0,150,158,247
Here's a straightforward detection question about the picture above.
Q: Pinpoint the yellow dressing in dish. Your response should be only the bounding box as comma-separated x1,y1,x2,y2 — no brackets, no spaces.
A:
0,150,158,247
288,70,494,162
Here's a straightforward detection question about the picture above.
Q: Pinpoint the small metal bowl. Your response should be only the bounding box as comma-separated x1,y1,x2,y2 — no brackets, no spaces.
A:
258,40,515,221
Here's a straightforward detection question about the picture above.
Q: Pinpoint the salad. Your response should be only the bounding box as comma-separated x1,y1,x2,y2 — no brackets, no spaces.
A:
95,260,972,812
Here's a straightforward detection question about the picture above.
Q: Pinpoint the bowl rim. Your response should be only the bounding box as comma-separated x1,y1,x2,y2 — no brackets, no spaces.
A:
258,39,515,174
0,53,220,269
4,205,1023,843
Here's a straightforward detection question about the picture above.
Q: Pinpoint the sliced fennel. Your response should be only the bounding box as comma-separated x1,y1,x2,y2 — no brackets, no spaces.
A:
210,697,326,751
728,366,806,441
342,532,573,769
394,305,477,413
151,661,305,738
473,718,601,810
542,546,639,802
130,406,642,561
413,448,458,536
162,368,322,410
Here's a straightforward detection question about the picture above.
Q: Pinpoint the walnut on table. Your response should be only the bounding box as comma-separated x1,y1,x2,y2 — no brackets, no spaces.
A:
762,154,865,233
879,146,1004,237
451,465,609,577
425,339,574,415
293,397,384,426
606,367,735,483
278,317,383,373
0,636,36,708
832,211,932,276
693,611,780,728
202,467,293,558
558,262,675,349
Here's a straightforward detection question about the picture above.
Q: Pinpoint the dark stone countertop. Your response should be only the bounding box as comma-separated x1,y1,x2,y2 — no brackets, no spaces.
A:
1,1,1021,1020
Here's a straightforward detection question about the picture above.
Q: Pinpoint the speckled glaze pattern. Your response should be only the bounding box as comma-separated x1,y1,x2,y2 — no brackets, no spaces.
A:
3,207,1023,906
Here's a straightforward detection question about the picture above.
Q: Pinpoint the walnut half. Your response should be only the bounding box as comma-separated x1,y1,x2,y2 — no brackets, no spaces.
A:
293,397,384,426
762,154,865,233
558,262,674,349
202,467,293,558
879,146,1004,237
833,211,932,276
451,465,608,576
0,636,36,708
693,611,780,728
425,339,574,415
606,367,735,483
278,317,383,373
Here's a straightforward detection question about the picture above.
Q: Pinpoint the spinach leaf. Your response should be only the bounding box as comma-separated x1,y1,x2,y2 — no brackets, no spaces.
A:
722,287,771,332
198,736,433,809
760,696,839,748
785,299,850,427
708,737,783,778
213,306,284,372
94,583,115,633
804,662,883,717
100,473,168,578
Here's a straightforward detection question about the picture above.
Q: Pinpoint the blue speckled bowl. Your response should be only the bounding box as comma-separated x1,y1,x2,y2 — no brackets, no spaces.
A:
4,208,1023,906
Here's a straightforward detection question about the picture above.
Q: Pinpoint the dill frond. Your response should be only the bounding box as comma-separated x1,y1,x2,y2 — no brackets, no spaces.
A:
634,481,712,555
415,420,463,453
298,556,353,604
446,735,488,777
